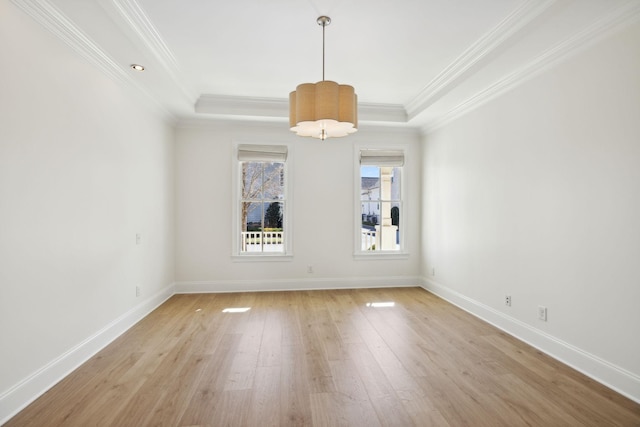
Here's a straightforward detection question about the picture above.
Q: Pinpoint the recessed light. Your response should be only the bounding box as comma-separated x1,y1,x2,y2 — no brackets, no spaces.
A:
130,64,145,71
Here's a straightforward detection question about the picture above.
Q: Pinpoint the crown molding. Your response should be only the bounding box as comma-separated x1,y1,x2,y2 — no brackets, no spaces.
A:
422,0,640,134
405,0,557,120
11,0,175,121
177,117,287,131
195,94,408,124
12,0,128,85
106,0,197,104
195,95,289,118
359,103,408,123
176,116,421,137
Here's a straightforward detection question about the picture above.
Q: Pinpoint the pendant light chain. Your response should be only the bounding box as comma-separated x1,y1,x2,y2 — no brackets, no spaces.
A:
320,22,326,140
322,18,326,81
317,16,330,81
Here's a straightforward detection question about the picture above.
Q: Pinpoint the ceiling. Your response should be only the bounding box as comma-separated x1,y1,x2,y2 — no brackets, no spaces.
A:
13,0,640,131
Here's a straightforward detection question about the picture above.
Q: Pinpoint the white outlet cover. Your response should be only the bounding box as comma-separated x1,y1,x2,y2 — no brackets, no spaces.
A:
538,306,547,321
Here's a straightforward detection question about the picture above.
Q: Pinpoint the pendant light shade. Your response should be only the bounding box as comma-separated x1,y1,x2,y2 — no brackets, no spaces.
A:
289,16,358,140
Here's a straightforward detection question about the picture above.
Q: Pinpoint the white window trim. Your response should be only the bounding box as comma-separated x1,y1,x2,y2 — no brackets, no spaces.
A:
231,142,293,261
353,144,409,259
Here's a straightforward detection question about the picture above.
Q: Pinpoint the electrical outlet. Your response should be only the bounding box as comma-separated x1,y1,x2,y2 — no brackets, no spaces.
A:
431,267,435,277
136,285,141,297
136,233,141,245
307,265,313,273
538,306,547,321
505,295,511,306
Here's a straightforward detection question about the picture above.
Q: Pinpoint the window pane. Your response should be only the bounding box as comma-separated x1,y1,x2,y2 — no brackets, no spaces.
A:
263,201,283,229
262,162,284,199
359,161,402,252
361,165,379,178
243,202,263,231
242,162,263,200
361,202,378,227
391,202,400,229
390,167,401,201
263,201,284,252
361,203,377,251
361,166,379,201
377,222,399,251
241,202,262,253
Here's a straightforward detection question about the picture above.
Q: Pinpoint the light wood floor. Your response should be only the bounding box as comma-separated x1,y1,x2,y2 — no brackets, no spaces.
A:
6,287,640,426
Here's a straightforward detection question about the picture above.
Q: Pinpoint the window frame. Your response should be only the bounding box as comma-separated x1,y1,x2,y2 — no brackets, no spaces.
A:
353,145,409,259
232,142,293,261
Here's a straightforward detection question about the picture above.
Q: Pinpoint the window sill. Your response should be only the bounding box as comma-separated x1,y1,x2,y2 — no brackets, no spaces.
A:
353,252,409,260
232,254,294,262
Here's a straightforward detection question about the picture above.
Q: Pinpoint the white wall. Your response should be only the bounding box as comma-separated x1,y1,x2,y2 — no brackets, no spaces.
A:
175,121,421,291
422,21,640,400
0,1,175,420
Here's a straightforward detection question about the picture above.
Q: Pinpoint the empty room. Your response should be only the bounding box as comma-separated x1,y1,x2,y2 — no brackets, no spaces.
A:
1,0,639,425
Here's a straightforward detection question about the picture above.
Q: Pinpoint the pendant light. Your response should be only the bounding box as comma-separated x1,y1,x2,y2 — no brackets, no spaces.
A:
289,16,358,140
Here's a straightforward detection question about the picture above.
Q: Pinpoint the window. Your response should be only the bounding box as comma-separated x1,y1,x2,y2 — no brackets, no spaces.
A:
357,149,404,254
235,144,290,257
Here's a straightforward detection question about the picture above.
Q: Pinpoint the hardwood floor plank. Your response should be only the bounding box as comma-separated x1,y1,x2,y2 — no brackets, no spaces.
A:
279,345,313,426
313,306,346,362
309,392,342,427
352,293,436,378
329,359,382,425
245,366,281,426
119,317,218,424
490,373,580,426
356,323,425,393
345,342,420,426
298,292,337,394
6,288,640,427
171,334,242,426
257,293,284,368
396,389,451,426
310,389,381,427
179,389,252,427
15,350,144,427
223,308,265,391
325,290,366,344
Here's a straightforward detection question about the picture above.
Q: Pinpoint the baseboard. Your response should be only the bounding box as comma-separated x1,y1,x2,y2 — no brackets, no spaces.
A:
420,277,640,404
175,276,421,293
0,282,176,425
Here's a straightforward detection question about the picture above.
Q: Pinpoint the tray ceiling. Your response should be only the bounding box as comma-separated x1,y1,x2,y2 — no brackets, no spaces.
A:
11,0,640,131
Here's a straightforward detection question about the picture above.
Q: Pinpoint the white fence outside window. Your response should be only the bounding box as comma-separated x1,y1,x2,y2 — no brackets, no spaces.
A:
361,228,376,251
241,231,284,252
